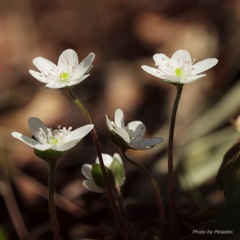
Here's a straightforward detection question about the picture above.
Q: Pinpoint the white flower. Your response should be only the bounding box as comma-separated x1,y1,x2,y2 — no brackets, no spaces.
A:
106,108,163,150
11,117,93,152
141,49,218,84
82,153,125,193
29,49,95,89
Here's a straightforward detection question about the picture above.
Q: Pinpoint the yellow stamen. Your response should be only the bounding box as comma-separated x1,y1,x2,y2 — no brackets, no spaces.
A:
59,72,69,82
175,68,183,78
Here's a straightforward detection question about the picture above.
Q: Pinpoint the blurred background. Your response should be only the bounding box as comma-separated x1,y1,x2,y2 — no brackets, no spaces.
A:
0,0,240,239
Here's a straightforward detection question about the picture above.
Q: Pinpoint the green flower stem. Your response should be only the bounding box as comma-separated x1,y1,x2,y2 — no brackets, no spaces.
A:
168,83,183,240
121,150,166,234
48,159,61,240
64,88,129,240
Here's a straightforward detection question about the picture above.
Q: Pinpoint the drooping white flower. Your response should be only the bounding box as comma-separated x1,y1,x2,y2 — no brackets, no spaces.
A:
82,153,125,193
11,117,93,152
106,108,163,150
141,49,218,84
29,49,95,89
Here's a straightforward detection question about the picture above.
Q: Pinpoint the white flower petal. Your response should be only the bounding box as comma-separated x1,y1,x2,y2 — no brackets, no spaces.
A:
67,74,90,86
57,124,93,151
130,137,163,150
171,50,192,68
106,112,130,143
29,70,48,83
162,75,182,83
63,124,93,142
106,115,114,131
74,52,95,78
191,58,218,75
55,139,79,151
127,121,146,139
153,53,171,67
32,57,57,73
28,117,48,139
141,66,162,78
45,82,67,89
58,49,79,71
115,109,125,128
11,132,51,151
81,164,92,179
184,74,206,83
82,180,105,193
115,127,131,143
96,154,113,168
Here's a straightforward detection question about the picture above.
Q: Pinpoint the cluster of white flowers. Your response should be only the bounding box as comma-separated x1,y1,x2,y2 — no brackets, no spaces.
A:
12,48,218,192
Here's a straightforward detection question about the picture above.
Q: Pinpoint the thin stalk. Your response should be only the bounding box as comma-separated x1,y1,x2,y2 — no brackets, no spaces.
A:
167,83,183,240
112,186,137,239
64,88,129,240
48,160,61,240
121,150,166,234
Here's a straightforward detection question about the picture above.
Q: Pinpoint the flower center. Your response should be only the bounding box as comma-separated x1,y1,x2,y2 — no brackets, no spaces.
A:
59,72,69,82
175,68,184,78
35,126,72,145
